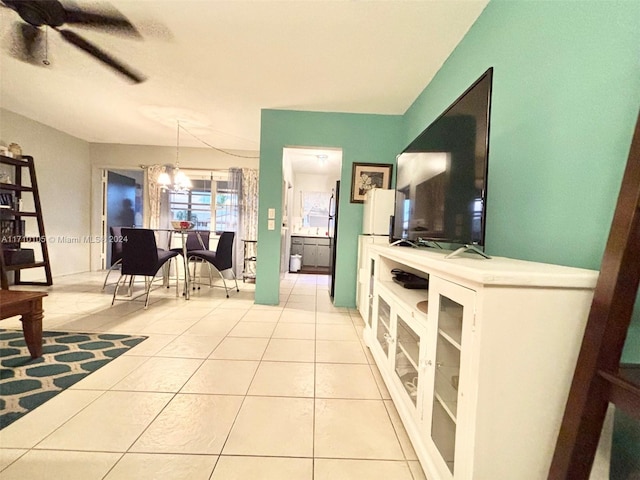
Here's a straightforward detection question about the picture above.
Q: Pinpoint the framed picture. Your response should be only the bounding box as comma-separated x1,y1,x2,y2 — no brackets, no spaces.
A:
350,162,393,203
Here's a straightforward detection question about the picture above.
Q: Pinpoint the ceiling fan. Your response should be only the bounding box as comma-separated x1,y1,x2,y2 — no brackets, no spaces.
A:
2,0,145,83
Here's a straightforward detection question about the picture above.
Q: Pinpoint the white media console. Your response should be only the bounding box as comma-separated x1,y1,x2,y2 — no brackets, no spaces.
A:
356,236,598,480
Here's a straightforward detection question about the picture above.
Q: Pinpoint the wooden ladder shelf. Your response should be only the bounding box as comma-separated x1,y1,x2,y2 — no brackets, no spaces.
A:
549,111,640,478
0,154,53,286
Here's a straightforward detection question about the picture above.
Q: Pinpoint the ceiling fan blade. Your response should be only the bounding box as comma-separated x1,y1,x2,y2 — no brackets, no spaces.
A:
63,6,141,37
19,22,42,57
9,22,44,64
57,29,145,83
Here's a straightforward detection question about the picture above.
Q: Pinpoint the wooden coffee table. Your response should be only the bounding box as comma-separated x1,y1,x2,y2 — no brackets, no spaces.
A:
0,290,47,358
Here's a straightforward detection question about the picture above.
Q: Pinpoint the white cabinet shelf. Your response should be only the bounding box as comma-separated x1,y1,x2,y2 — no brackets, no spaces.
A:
358,242,598,480
378,279,429,317
438,328,461,351
437,314,462,348
434,368,458,422
434,392,457,424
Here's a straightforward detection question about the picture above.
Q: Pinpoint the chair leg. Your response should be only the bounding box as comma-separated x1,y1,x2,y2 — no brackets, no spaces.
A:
162,263,168,288
127,275,135,297
111,273,126,306
175,258,180,298
231,269,239,292
191,258,199,291
102,259,122,291
207,263,215,287
214,268,230,298
102,269,112,291
223,268,240,295
143,275,153,309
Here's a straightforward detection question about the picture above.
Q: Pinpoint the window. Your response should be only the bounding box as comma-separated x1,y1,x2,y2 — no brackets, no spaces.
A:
302,191,331,229
168,174,238,232
214,180,239,232
169,179,212,230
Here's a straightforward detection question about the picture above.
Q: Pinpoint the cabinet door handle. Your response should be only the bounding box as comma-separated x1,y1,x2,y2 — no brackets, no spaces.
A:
383,333,394,345
427,360,433,366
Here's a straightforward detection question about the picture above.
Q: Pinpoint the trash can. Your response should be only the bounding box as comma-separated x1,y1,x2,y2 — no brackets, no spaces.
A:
290,254,302,272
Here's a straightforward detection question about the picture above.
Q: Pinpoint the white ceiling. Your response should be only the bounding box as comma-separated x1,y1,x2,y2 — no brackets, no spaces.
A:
0,0,488,152
284,146,342,178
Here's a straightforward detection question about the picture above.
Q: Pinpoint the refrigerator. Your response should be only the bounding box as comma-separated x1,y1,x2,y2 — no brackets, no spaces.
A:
362,188,395,235
329,181,339,298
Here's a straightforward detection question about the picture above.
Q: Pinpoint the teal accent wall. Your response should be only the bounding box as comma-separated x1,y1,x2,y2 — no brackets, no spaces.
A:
256,110,402,306
405,0,639,270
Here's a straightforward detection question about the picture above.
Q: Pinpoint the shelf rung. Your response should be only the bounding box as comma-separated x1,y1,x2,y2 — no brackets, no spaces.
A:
0,182,33,192
598,369,640,421
0,210,38,217
0,155,30,167
4,261,47,271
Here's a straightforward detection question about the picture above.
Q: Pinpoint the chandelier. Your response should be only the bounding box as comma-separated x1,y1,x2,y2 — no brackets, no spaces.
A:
158,120,192,193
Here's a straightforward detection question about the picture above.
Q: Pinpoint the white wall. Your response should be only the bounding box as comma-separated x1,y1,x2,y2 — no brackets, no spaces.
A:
1,108,92,278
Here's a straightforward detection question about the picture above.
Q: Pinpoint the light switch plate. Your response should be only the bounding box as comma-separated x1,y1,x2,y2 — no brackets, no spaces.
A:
268,208,276,219
268,219,275,230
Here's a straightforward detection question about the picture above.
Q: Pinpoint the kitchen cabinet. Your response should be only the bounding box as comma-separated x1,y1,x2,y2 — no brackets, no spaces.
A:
292,236,330,268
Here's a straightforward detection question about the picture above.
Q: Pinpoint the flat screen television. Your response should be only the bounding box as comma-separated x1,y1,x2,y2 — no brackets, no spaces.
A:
391,68,493,249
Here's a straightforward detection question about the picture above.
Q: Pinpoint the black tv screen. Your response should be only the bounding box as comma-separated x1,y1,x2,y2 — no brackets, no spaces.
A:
392,68,493,247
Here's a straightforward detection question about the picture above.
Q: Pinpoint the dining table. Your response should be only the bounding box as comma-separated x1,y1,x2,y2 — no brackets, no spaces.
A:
157,228,209,300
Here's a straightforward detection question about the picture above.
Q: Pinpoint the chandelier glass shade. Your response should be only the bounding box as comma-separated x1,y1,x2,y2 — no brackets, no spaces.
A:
158,166,192,192
158,120,192,192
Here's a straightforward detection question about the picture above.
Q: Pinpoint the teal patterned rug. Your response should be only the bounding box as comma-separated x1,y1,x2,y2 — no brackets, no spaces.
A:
0,330,147,429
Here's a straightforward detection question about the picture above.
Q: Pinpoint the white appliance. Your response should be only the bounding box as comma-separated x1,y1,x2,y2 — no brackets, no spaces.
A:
362,188,395,235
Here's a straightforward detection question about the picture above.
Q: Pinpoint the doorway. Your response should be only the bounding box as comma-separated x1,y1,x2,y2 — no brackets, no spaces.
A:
281,147,342,281
104,170,143,266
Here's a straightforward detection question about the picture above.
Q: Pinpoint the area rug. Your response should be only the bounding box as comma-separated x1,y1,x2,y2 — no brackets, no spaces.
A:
0,330,147,429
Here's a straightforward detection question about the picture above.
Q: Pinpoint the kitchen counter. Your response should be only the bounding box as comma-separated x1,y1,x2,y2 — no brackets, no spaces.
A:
291,233,330,238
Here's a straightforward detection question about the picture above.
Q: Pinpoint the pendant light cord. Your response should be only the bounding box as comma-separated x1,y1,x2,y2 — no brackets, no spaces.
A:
176,120,180,168
177,123,259,159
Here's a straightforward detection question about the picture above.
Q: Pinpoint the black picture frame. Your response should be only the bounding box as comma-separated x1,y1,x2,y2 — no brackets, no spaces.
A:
350,163,393,203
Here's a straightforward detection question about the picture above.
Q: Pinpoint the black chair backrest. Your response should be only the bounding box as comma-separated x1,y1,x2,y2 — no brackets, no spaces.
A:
121,228,160,276
215,231,235,270
110,226,124,265
185,231,210,251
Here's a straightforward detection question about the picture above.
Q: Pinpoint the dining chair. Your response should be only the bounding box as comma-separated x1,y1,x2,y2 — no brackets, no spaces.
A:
188,231,239,298
102,226,124,290
111,228,180,308
171,230,210,255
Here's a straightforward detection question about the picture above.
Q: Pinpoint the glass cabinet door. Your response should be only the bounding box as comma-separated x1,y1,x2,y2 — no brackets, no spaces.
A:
431,295,462,474
375,295,392,356
366,257,376,328
394,310,422,406
427,279,475,477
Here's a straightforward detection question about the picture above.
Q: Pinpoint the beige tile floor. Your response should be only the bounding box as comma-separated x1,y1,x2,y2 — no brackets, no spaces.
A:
0,271,427,480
